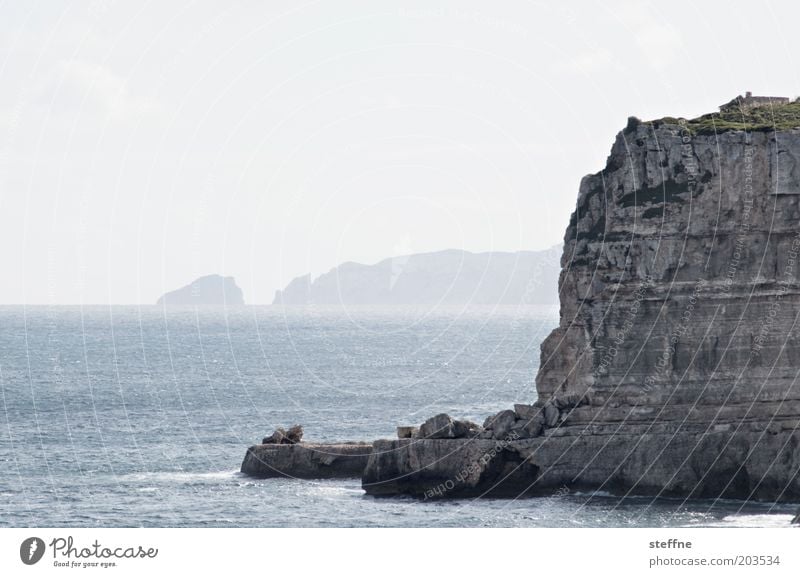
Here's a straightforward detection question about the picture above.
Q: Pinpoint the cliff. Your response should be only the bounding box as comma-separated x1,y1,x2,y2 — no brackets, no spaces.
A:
273,248,560,306
157,274,244,306
361,101,800,501
537,110,800,412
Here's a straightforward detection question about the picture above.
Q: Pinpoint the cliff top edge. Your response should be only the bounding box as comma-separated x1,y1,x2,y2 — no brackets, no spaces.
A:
636,94,800,135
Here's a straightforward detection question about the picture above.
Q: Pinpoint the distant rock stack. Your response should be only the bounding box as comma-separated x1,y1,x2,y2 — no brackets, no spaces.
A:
157,274,244,306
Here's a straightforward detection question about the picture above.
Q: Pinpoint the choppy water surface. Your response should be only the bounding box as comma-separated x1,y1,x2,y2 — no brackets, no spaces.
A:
0,306,795,527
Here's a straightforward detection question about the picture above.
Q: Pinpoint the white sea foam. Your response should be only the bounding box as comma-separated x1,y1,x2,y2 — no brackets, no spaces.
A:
124,470,242,483
706,514,794,528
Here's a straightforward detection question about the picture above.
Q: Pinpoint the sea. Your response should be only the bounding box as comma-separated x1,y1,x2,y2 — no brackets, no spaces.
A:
0,305,795,527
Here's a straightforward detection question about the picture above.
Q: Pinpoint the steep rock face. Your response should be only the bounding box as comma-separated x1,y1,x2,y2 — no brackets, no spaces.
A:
157,274,244,306
538,121,800,414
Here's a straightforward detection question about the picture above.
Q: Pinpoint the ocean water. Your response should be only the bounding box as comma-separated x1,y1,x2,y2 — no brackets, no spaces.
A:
0,305,795,528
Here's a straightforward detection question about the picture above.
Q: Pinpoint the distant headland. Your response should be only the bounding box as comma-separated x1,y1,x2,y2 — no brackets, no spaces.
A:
273,247,561,306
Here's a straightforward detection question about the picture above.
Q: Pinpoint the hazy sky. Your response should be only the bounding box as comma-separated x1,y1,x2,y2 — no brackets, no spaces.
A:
2,0,799,304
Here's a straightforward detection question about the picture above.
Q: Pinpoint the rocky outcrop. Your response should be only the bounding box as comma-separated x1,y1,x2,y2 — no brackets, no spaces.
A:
157,274,244,306
273,248,560,306
396,426,418,439
364,426,800,500
241,442,372,479
261,425,304,445
535,119,800,409
417,413,483,439
362,104,800,501
363,437,537,499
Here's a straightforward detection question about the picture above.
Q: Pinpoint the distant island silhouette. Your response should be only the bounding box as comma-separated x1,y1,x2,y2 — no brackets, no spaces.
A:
273,247,561,306
157,274,244,306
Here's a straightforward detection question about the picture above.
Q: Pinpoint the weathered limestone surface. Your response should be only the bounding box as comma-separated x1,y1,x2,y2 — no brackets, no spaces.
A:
363,117,800,500
363,428,800,500
364,437,537,498
241,443,372,479
537,123,800,409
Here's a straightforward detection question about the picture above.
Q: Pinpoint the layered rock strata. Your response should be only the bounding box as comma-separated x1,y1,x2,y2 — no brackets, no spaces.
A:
362,111,800,500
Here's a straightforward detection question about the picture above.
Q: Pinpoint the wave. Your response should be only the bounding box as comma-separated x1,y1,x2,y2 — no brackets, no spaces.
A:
704,514,795,528
122,470,243,483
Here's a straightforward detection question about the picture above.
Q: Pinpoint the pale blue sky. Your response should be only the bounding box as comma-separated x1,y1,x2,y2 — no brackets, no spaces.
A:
1,0,798,303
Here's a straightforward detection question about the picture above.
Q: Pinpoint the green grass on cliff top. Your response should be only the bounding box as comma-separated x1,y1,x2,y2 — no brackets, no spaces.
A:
655,98,800,134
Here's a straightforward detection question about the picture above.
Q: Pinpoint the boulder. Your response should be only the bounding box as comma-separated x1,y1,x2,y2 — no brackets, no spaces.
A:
543,403,560,428
286,424,304,444
512,415,544,439
514,404,538,420
397,426,419,439
418,414,483,439
419,413,456,439
553,394,581,410
452,419,483,438
484,409,517,439
262,428,287,444
262,425,303,444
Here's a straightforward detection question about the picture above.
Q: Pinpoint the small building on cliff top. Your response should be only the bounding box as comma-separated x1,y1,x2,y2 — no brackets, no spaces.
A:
719,91,790,111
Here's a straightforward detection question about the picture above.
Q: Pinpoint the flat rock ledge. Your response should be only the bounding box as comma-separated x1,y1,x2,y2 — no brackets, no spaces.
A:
362,426,800,501
241,442,372,479
241,406,800,501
